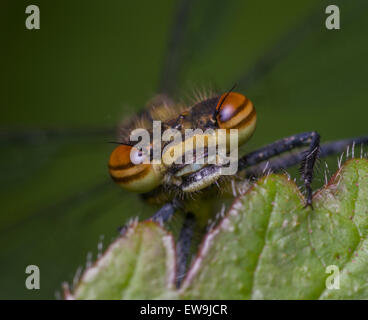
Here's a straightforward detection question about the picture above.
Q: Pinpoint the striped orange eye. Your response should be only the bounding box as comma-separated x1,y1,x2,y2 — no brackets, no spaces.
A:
216,92,257,145
108,145,162,193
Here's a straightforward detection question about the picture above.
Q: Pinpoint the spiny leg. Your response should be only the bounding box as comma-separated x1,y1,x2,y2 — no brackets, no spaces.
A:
176,212,195,288
243,152,306,178
119,199,182,235
149,199,182,224
318,136,368,159
243,135,368,181
238,132,320,207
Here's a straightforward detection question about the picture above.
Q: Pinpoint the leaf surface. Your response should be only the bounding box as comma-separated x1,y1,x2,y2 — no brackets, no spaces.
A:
71,222,178,300
72,159,368,299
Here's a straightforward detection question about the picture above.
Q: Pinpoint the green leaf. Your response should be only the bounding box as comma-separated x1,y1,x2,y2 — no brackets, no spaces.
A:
70,221,178,300
69,159,368,299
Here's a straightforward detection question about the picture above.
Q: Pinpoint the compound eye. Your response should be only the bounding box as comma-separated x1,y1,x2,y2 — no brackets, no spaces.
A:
108,145,162,193
215,92,257,145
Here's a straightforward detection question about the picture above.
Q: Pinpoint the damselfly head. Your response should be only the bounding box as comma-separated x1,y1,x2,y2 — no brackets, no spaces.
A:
109,92,257,195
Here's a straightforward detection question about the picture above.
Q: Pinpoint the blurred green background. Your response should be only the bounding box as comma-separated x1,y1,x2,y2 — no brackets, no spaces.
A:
1,0,367,299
